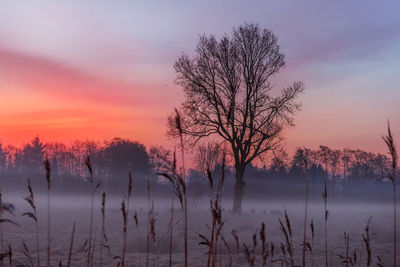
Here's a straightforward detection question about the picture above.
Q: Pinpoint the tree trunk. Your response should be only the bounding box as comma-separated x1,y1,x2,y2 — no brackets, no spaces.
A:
232,166,246,214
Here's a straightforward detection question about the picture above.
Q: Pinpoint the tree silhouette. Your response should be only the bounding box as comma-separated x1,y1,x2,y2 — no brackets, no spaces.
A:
101,138,151,178
169,23,304,213
194,142,223,178
0,142,8,175
22,136,46,173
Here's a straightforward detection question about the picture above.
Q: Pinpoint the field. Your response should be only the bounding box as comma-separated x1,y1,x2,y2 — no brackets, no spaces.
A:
1,191,396,266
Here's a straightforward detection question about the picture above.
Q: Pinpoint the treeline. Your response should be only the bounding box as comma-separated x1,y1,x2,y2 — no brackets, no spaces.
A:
0,136,151,181
186,145,393,201
261,145,390,183
0,137,392,198
189,144,391,184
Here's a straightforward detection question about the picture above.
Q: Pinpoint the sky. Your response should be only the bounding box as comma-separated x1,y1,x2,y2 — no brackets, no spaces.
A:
0,1,400,155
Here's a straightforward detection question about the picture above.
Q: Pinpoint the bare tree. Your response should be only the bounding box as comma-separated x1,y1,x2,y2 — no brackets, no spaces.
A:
194,142,222,177
169,23,304,213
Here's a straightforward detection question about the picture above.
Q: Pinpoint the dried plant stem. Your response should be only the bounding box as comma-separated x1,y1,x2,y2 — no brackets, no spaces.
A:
169,194,174,267
260,222,267,267
45,159,51,267
383,121,398,267
231,230,240,265
46,185,51,267
279,210,294,267
67,223,76,267
87,183,94,267
99,192,106,267
174,108,188,267
393,181,397,267
85,156,95,267
394,182,397,267
146,178,151,267
302,177,309,267
323,180,328,267
310,220,314,267
35,221,40,267
183,190,188,267
344,232,349,267
121,173,132,267
362,218,372,267
0,188,3,267
23,178,40,267
121,201,127,267
7,244,11,267
207,216,216,267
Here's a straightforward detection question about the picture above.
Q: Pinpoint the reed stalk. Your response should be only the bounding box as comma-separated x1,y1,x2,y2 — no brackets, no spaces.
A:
382,121,398,267
85,156,94,267
322,180,328,267
22,178,40,267
67,222,76,267
169,194,174,267
0,188,3,267
44,159,51,267
121,201,127,267
302,176,309,267
99,192,106,267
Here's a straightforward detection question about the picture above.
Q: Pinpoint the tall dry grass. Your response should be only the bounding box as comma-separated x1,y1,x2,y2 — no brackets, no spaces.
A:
168,194,174,267
199,153,226,267
67,222,76,267
382,121,398,267
322,180,328,267
99,192,107,267
44,159,51,267
84,156,101,267
22,178,40,267
121,173,133,267
157,151,188,267
120,201,127,267
174,108,188,267
302,175,309,267
279,210,294,266
362,218,372,267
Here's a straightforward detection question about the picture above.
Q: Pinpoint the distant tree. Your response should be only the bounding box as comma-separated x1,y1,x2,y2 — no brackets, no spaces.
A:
270,149,289,174
329,149,341,178
341,148,352,180
21,136,46,173
169,23,304,213
149,145,172,174
45,142,77,178
0,142,8,174
318,145,331,175
101,138,151,178
193,142,222,178
291,147,313,171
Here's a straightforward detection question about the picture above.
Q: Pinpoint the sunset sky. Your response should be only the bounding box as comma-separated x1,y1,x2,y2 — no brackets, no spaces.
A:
1,1,400,155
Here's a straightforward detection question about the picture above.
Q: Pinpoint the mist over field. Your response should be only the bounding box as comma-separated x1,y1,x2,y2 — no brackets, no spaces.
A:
0,149,398,266
0,176,397,266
